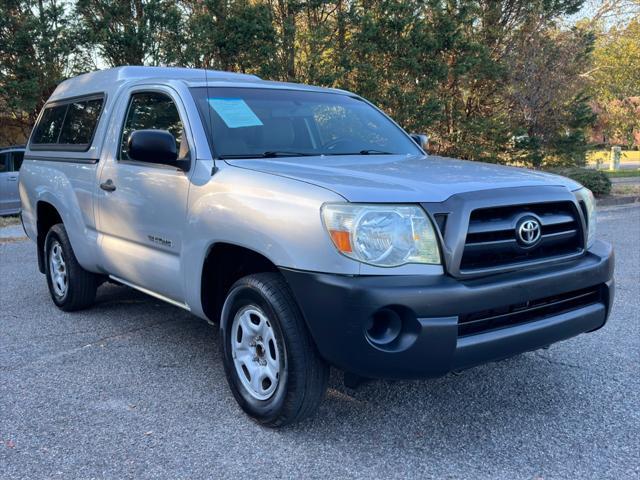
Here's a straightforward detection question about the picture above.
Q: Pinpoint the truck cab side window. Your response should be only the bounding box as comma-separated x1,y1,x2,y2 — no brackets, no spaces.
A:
58,99,103,145
32,105,68,144
120,92,189,162
0,153,7,172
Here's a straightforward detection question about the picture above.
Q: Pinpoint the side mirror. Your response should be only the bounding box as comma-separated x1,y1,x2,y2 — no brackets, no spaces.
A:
128,129,188,170
410,133,429,152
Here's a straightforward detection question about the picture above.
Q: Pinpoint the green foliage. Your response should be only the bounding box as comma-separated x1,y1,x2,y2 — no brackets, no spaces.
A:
0,0,90,143
2,0,616,168
591,19,640,102
589,19,640,148
552,167,612,196
507,27,596,168
178,1,279,77
74,0,184,66
544,92,598,167
603,169,640,178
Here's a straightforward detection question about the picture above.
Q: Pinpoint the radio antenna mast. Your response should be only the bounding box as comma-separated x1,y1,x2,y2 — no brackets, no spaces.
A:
204,63,217,174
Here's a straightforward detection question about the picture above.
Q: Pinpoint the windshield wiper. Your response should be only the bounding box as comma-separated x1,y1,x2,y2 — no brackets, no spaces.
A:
219,149,395,159
324,149,394,156
219,151,315,159
360,149,393,155
262,151,316,158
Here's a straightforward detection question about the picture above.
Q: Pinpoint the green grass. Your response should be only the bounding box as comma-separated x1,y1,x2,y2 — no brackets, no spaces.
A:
602,170,640,178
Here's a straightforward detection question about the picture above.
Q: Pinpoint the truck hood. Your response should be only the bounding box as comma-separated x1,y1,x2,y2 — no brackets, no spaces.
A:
226,154,581,202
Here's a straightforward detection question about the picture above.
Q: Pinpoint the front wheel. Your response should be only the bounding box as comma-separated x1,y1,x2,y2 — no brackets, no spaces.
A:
220,272,329,427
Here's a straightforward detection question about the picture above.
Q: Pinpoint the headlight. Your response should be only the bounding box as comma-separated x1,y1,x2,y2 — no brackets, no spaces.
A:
321,203,441,267
575,188,596,248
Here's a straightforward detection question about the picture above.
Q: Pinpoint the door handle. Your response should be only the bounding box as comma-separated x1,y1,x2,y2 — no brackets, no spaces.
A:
7,176,17,182
100,179,116,192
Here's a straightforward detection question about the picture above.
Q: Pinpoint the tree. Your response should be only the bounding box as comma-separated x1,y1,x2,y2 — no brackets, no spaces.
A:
569,0,640,28
75,0,184,66
508,27,597,167
179,0,279,77
266,0,304,80
589,19,640,147
0,0,90,144
341,1,444,130
1,0,603,166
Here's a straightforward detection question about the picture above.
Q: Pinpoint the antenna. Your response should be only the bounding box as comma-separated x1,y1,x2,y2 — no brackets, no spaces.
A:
204,64,218,175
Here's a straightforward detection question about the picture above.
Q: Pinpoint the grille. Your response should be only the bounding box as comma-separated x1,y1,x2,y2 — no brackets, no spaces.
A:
458,286,603,337
460,202,583,271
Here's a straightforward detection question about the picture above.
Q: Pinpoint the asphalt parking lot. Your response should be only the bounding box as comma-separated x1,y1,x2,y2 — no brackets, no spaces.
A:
1,204,639,479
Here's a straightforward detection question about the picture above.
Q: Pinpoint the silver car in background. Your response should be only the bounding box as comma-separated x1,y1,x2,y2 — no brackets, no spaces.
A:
0,146,25,215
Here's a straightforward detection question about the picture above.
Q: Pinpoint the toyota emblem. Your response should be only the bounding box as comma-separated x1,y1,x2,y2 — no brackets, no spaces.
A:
516,217,542,247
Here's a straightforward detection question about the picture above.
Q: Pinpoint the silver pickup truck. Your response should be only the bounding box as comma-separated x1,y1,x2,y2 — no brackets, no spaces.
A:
19,66,614,427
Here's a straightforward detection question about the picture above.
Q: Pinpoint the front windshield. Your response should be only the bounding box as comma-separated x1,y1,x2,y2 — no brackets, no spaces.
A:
190,87,422,159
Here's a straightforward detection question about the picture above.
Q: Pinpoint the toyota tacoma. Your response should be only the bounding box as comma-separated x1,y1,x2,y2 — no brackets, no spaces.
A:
19,67,614,427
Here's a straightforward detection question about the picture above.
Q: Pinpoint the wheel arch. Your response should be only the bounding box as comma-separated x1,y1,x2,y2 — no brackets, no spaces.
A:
200,242,279,324
36,200,63,273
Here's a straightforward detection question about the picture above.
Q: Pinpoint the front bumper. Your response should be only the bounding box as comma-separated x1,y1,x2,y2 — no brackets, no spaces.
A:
281,240,614,379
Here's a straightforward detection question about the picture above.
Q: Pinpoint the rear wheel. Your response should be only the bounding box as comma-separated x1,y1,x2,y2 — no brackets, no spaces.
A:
44,224,98,311
220,272,329,427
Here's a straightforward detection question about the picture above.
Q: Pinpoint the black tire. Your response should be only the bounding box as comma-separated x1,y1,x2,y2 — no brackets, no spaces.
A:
44,223,98,311
220,272,329,427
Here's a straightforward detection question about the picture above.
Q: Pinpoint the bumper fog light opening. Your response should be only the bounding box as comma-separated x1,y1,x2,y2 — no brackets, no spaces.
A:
365,305,420,352
366,308,403,346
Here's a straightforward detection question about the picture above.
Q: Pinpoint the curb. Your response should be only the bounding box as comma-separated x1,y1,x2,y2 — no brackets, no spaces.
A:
597,195,640,207
0,236,28,244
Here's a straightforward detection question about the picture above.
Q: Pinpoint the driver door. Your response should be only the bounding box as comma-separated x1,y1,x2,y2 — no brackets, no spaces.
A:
96,87,193,304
